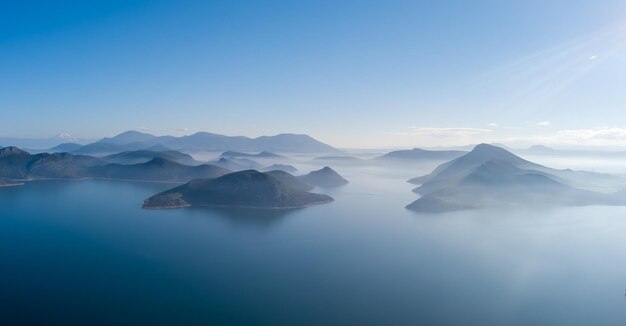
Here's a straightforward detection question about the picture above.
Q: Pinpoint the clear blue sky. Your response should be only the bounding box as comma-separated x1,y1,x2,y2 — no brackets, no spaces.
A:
1,0,626,148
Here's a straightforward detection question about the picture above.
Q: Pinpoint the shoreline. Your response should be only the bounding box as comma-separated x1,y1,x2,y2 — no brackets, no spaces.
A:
16,177,188,185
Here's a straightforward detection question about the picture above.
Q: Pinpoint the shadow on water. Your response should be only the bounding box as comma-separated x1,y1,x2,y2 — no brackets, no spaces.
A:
182,206,301,228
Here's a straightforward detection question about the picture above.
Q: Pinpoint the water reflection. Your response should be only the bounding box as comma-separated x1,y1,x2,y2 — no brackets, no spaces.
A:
182,206,301,228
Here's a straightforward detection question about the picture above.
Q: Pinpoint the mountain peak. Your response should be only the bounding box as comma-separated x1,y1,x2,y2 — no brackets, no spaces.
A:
464,144,527,164
99,131,156,145
299,167,349,187
0,146,29,157
472,143,506,152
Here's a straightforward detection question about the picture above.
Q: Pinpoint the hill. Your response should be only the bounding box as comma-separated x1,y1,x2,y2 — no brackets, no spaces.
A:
143,170,333,209
260,164,298,173
88,158,229,182
265,170,313,191
299,167,349,187
102,150,199,165
211,157,263,171
0,146,100,179
49,143,83,153
406,144,625,212
375,148,467,161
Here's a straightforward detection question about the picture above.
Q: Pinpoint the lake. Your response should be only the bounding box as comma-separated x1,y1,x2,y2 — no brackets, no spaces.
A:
2,163,626,325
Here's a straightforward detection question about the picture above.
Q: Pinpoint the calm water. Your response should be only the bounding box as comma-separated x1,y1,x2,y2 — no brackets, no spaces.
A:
2,164,626,325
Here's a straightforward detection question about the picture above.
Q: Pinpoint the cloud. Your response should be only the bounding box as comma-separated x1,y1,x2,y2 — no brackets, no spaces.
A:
488,122,499,127
136,126,150,132
499,127,626,147
392,127,492,137
536,121,550,126
389,127,492,146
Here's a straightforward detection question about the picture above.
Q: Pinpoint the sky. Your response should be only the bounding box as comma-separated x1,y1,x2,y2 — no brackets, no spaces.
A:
1,0,626,149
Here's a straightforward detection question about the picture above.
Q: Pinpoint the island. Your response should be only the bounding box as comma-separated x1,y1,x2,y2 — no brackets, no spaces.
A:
143,170,333,209
406,144,626,212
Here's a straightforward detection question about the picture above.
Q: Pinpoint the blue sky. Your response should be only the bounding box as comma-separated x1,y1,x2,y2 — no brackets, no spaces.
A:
1,0,626,148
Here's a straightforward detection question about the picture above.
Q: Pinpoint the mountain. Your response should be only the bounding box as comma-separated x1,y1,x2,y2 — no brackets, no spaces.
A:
0,146,100,179
264,170,313,191
73,143,135,156
517,145,626,158
102,150,199,165
375,148,467,161
89,158,229,182
406,144,624,212
220,151,284,159
410,143,624,192
249,134,338,153
143,170,333,209
525,145,557,154
260,164,298,173
0,134,93,150
50,143,84,153
299,167,349,187
0,146,229,183
74,131,340,155
211,158,263,171
409,144,544,194
97,131,157,145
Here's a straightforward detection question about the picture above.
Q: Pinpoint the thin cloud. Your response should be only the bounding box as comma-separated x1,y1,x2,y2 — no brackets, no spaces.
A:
389,127,492,145
536,121,551,126
392,127,492,137
499,127,626,147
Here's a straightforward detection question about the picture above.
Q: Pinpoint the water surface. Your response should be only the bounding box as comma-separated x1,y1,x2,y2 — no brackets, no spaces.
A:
2,165,626,325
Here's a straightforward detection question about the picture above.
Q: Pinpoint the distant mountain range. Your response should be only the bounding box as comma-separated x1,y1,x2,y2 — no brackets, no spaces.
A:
374,148,467,161
143,170,334,209
406,144,626,212
0,147,348,196
517,145,626,157
69,131,340,155
0,134,93,150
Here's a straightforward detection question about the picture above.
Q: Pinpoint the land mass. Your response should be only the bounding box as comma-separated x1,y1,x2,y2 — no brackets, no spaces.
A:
143,170,333,209
72,131,340,155
299,167,349,187
0,146,230,183
406,144,626,212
